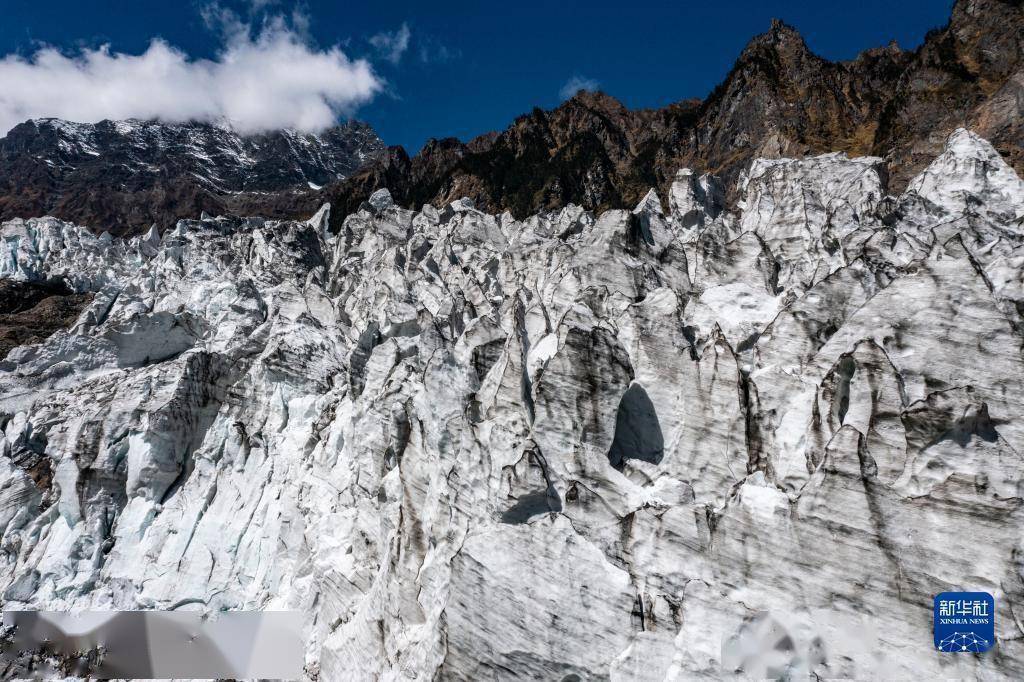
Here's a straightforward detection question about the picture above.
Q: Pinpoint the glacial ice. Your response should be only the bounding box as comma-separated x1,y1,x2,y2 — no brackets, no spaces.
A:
1,129,1023,679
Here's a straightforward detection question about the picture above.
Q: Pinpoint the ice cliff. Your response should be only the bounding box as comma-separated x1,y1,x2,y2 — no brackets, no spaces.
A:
1,129,1024,679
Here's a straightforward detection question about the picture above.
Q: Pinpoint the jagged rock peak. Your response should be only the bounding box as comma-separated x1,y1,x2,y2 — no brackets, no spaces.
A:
742,17,813,57
308,0,1023,232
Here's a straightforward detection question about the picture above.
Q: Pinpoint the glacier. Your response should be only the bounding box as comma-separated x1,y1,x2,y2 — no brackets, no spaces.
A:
1,129,1024,679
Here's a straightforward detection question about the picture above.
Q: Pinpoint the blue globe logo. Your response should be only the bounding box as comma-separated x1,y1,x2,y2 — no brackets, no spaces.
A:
938,632,990,653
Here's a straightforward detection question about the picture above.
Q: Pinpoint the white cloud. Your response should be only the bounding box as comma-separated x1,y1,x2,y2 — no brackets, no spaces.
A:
559,75,600,101
0,15,383,136
369,23,411,65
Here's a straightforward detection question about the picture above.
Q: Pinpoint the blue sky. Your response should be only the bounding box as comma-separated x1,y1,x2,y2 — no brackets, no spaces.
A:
0,0,954,152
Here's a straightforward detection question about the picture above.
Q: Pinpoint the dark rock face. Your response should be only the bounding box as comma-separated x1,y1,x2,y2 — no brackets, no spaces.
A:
0,119,384,236
0,280,93,360
873,0,1024,188
322,0,1024,228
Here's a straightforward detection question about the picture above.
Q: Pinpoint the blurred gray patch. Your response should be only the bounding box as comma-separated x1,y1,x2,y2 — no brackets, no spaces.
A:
0,611,302,679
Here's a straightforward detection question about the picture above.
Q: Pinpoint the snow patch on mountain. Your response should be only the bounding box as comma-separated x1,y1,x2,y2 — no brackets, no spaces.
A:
2,117,385,193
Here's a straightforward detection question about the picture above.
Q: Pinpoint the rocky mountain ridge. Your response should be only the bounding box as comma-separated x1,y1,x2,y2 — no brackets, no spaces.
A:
0,118,384,236
0,0,1019,238
320,0,1024,230
1,128,1023,678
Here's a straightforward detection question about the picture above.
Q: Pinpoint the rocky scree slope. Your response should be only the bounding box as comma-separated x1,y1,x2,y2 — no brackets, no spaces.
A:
1,129,1024,679
0,118,384,236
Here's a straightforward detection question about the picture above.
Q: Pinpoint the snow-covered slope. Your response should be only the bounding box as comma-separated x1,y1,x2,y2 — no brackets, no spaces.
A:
0,117,386,237
2,129,1023,679
3,118,384,193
